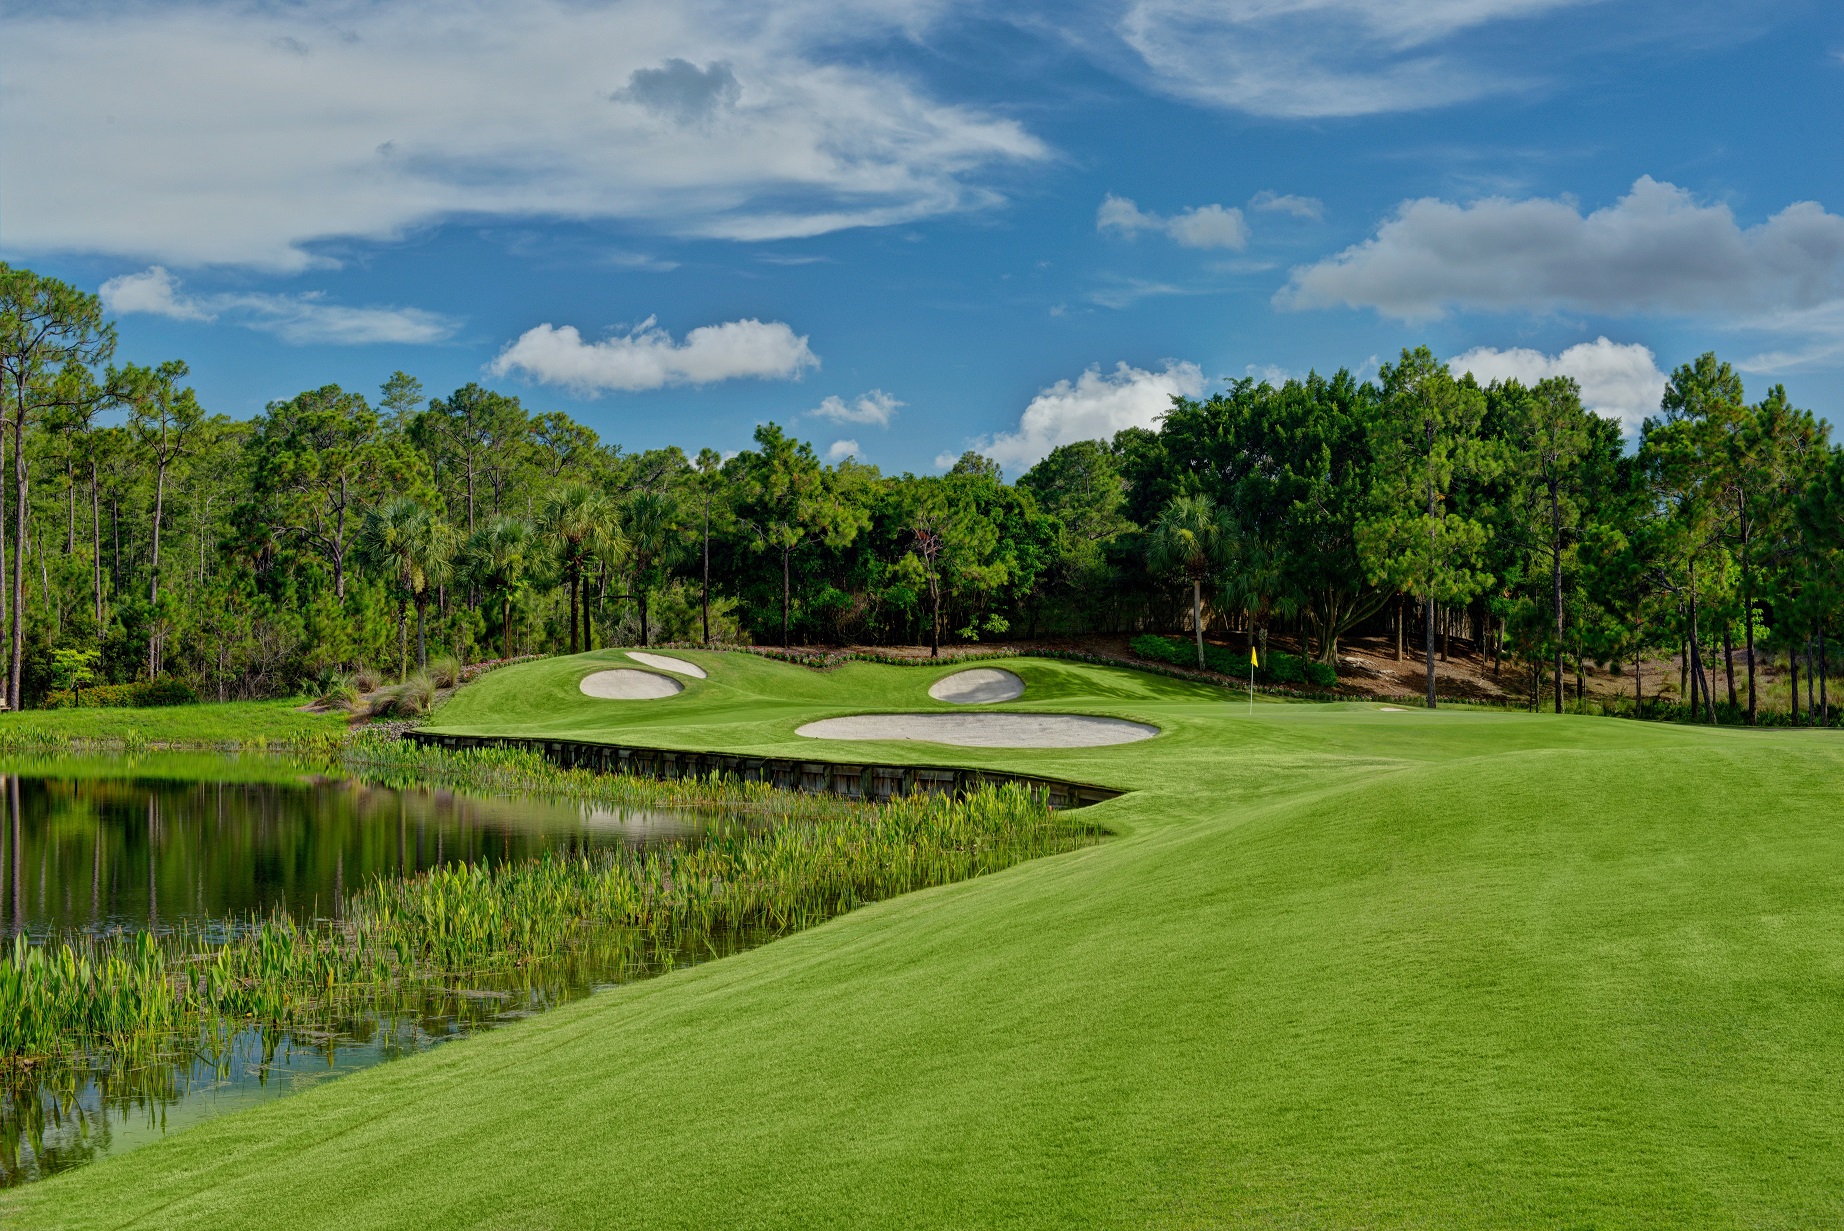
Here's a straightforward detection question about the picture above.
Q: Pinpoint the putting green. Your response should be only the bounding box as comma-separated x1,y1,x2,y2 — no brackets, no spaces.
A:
14,650,1844,1228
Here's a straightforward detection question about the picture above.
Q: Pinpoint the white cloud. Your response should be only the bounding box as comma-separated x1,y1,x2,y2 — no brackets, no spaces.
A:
966,360,1206,471
0,1,1047,270
810,389,902,426
490,316,818,394
100,265,455,344
1250,190,1324,220
1279,177,1844,323
1097,195,1248,250
826,438,861,460
99,266,216,322
1111,0,1589,118
1449,337,1666,435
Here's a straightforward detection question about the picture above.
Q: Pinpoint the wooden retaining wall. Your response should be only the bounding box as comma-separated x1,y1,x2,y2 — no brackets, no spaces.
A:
403,731,1121,810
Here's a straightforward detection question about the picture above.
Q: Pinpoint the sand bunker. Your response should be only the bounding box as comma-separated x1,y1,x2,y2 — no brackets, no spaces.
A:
928,667,1025,705
796,712,1157,748
579,669,683,700
627,651,707,679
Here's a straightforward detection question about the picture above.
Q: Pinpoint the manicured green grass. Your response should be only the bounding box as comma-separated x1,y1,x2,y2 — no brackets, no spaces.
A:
0,698,346,747
11,649,1844,1228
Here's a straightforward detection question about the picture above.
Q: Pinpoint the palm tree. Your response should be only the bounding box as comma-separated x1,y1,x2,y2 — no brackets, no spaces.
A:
1150,493,1230,671
356,497,437,680
460,516,532,660
622,490,684,647
407,514,458,670
539,482,620,654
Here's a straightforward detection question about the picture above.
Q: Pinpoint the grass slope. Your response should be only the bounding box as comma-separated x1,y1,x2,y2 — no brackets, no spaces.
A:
12,650,1844,1228
0,698,345,745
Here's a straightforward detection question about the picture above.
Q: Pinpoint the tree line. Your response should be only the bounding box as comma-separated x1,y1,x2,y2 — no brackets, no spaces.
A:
2,262,1840,722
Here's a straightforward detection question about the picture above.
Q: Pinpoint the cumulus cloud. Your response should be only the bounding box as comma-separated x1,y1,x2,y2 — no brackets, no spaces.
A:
1098,195,1248,250
100,265,455,344
1449,337,1666,435
1278,177,1844,322
489,316,818,394
1112,0,1589,118
826,438,861,461
0,1,1047,269
964,360,1206,471
810,389,902,426
99,266,216,321
1250,190,1324,220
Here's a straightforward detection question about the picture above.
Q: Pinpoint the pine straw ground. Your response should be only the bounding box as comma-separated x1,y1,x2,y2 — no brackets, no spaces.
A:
10,649,1844,1229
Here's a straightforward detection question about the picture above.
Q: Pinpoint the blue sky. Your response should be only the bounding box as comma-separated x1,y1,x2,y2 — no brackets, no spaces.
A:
3,0,1841,475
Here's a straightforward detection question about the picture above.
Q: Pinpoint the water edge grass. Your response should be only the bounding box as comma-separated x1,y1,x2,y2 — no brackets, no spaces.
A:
0,739,1100,1094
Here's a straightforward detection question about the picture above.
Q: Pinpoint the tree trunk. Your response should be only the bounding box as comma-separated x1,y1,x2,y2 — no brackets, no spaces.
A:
1741,518,1757,724
640,585,650,648
334,474,347,599
1822,632,1830,727
1807,637,1817,719
415,596,427,670
1425,447,1437,711
583,576,593,652
782,547,791,647
502,592,513,661
397,598,408,681
1191,578,1205,670
1722,622,1737,709
91,460,101,651
65,460,74,554
9,412,28,711
701,500,711,645
568,571,580,654
1790,646,1800,724
1394,595,1403,661
929,573,940,658
1551,476,1563,716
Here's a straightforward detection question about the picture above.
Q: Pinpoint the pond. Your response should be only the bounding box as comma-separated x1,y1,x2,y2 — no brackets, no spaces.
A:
0,756,755,1187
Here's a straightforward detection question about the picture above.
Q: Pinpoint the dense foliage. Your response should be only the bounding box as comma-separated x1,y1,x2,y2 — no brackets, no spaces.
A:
0,263,1838,719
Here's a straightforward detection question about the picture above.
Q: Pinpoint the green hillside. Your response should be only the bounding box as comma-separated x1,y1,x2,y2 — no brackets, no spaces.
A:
13,651,1844,1229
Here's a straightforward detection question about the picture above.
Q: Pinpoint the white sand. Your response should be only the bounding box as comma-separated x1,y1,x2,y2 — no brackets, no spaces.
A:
928,667,1025,704
578,669,683,699
796,712,1157,748
627,651,707,679
1378,706,1408,712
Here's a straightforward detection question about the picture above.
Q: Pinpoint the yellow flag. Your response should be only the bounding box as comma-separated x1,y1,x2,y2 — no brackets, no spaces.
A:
1249,647,1259,666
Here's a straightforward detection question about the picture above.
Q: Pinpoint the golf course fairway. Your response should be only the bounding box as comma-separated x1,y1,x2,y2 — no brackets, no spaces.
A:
12,649,1844,1228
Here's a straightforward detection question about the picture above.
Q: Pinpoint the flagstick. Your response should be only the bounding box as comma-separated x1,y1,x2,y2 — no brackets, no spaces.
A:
1249,648,1255,716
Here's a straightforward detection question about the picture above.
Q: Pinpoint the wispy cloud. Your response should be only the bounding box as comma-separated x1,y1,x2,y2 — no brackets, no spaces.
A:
1111,0,1590,118
1097,194,1248,249
826,438,861,460
2,0,1048,270
99,266,457,344
1250,190,1324,220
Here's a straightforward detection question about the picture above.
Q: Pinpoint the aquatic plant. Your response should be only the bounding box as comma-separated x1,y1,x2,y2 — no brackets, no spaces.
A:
0,752,1098,1078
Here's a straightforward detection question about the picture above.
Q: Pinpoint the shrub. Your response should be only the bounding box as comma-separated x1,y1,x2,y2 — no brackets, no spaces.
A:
43,679,198,710
315,675,363,712
351,666,384,693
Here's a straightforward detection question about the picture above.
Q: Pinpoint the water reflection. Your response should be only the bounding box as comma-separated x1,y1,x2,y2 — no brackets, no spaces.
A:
0,758,749,1186
0,766,707,939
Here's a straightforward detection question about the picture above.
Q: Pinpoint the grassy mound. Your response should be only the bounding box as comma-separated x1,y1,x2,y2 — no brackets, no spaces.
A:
11,651,1844,1228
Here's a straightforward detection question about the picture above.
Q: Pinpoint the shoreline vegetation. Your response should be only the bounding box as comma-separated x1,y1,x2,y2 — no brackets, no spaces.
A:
0,738,1098,1100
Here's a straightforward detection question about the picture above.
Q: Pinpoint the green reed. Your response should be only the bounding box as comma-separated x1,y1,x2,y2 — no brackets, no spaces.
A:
0,749,1100,1074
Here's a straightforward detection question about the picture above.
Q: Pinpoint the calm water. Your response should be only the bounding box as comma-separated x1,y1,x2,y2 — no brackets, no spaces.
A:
0,757,748,1186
